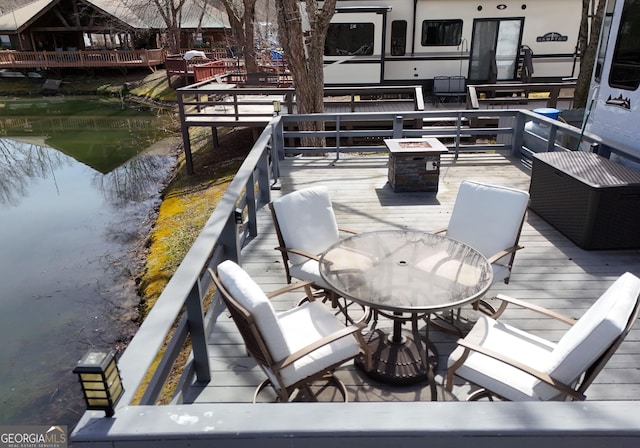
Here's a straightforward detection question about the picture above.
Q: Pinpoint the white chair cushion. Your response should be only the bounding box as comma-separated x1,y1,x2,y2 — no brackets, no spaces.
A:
446,181,529,264
276,301,360,387
289,260,331,289
272,186,340,266
217,260,289,361
491,264,511,285
448,315,558,401
548,272,640,385
450,273,640,401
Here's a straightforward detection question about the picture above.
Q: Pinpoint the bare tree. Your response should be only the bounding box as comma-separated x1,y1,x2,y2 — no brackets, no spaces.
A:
152,0,189,53
276,0,336,117
120,0,193,53
574,0,607,108
217,0,259,74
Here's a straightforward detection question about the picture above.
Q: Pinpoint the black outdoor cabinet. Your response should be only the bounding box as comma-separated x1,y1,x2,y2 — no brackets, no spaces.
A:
529,151,640,250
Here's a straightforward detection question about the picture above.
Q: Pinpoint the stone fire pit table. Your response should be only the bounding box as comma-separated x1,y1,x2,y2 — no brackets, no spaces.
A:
385,138,449,192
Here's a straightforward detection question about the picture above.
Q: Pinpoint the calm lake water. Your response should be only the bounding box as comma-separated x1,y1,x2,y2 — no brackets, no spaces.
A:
0,97,176,426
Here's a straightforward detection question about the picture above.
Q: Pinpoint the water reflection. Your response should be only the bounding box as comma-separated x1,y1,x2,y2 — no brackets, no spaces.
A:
0,138,173,208
95,151,174,206
0,139,68,206
0,97,172,173
0,98,176,426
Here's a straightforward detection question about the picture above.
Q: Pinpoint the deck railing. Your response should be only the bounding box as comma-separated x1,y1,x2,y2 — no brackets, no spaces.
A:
0,49,165,70
71,109,640,447
177,84,426,173
467,82,577,109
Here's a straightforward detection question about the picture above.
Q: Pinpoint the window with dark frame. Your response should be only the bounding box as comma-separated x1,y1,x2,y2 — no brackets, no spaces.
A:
609,0,640,90
324,23,375,56
421,20,463,46
391,20,407,56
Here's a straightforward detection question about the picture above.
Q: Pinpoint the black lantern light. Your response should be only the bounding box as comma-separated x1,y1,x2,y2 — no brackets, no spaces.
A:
73,350,124,417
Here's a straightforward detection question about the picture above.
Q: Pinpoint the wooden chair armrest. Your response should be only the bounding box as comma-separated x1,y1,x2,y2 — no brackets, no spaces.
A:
490,294,577,325
454,338,585,401
274,323,366,370
266,280,315,299
274,246,320,262
486,245,523,264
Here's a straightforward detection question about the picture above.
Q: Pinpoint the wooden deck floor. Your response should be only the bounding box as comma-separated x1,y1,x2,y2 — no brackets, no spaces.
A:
184,152,640,404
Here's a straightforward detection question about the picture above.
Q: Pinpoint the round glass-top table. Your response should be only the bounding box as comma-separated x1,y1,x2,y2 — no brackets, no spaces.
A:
319,230,493,385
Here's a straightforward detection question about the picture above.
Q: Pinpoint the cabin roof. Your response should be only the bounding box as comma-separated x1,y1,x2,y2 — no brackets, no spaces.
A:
0,0,229,33
0,0,55,32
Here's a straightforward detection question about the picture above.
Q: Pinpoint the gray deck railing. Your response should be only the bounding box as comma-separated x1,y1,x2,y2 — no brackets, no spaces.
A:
177,84,425,173
71,109,640,447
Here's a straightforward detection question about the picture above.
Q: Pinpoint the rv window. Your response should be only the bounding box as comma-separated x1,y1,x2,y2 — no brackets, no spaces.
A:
609,0,640,90
391,21,407,56
325,23,374,56
421,20,463,46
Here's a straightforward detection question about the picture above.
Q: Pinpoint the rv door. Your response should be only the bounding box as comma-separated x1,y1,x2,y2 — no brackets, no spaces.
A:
324,11,385,84
469,18,524,82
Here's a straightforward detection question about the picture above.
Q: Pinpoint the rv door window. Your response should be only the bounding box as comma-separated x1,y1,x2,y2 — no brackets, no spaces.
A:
325,23,375,56
609,0,640,90
391,20,407,56
421,20,463,46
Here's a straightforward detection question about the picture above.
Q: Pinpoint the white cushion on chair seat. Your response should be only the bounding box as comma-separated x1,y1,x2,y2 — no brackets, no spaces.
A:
217,260,360,391
289,260,331,289
491,264,511,285
448,315,558,401
271,186,340,266
276,301,361,387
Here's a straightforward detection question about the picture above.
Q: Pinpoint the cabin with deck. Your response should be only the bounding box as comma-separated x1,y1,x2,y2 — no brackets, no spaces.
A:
0,0,229,72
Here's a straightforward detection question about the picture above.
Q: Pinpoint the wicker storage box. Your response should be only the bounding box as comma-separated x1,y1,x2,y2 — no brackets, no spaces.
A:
529,152,640,249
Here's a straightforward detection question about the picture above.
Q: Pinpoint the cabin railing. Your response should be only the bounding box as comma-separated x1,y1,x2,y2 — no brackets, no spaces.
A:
193,59,243,82
71,109,640,447
0,49,165,70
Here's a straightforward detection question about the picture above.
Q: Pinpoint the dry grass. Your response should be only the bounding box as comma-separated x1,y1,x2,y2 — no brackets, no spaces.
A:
137,126,255,316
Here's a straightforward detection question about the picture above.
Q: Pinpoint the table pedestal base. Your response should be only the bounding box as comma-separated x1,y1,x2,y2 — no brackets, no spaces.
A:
355,328,438,386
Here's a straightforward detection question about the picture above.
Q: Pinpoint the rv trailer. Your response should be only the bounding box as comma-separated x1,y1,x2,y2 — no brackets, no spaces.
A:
318,0,587,86
585,0,640,164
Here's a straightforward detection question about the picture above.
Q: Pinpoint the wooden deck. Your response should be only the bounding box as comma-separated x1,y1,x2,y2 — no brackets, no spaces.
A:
183,152,640,405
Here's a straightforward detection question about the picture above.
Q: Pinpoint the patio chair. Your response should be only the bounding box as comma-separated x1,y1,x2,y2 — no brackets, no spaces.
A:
429,180,530,329
445,272,640,401
269,185,371,323
209,260,371,402
434,180,529,285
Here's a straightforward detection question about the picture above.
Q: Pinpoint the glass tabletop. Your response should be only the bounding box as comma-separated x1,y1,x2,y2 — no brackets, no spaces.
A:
319,230,493,313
